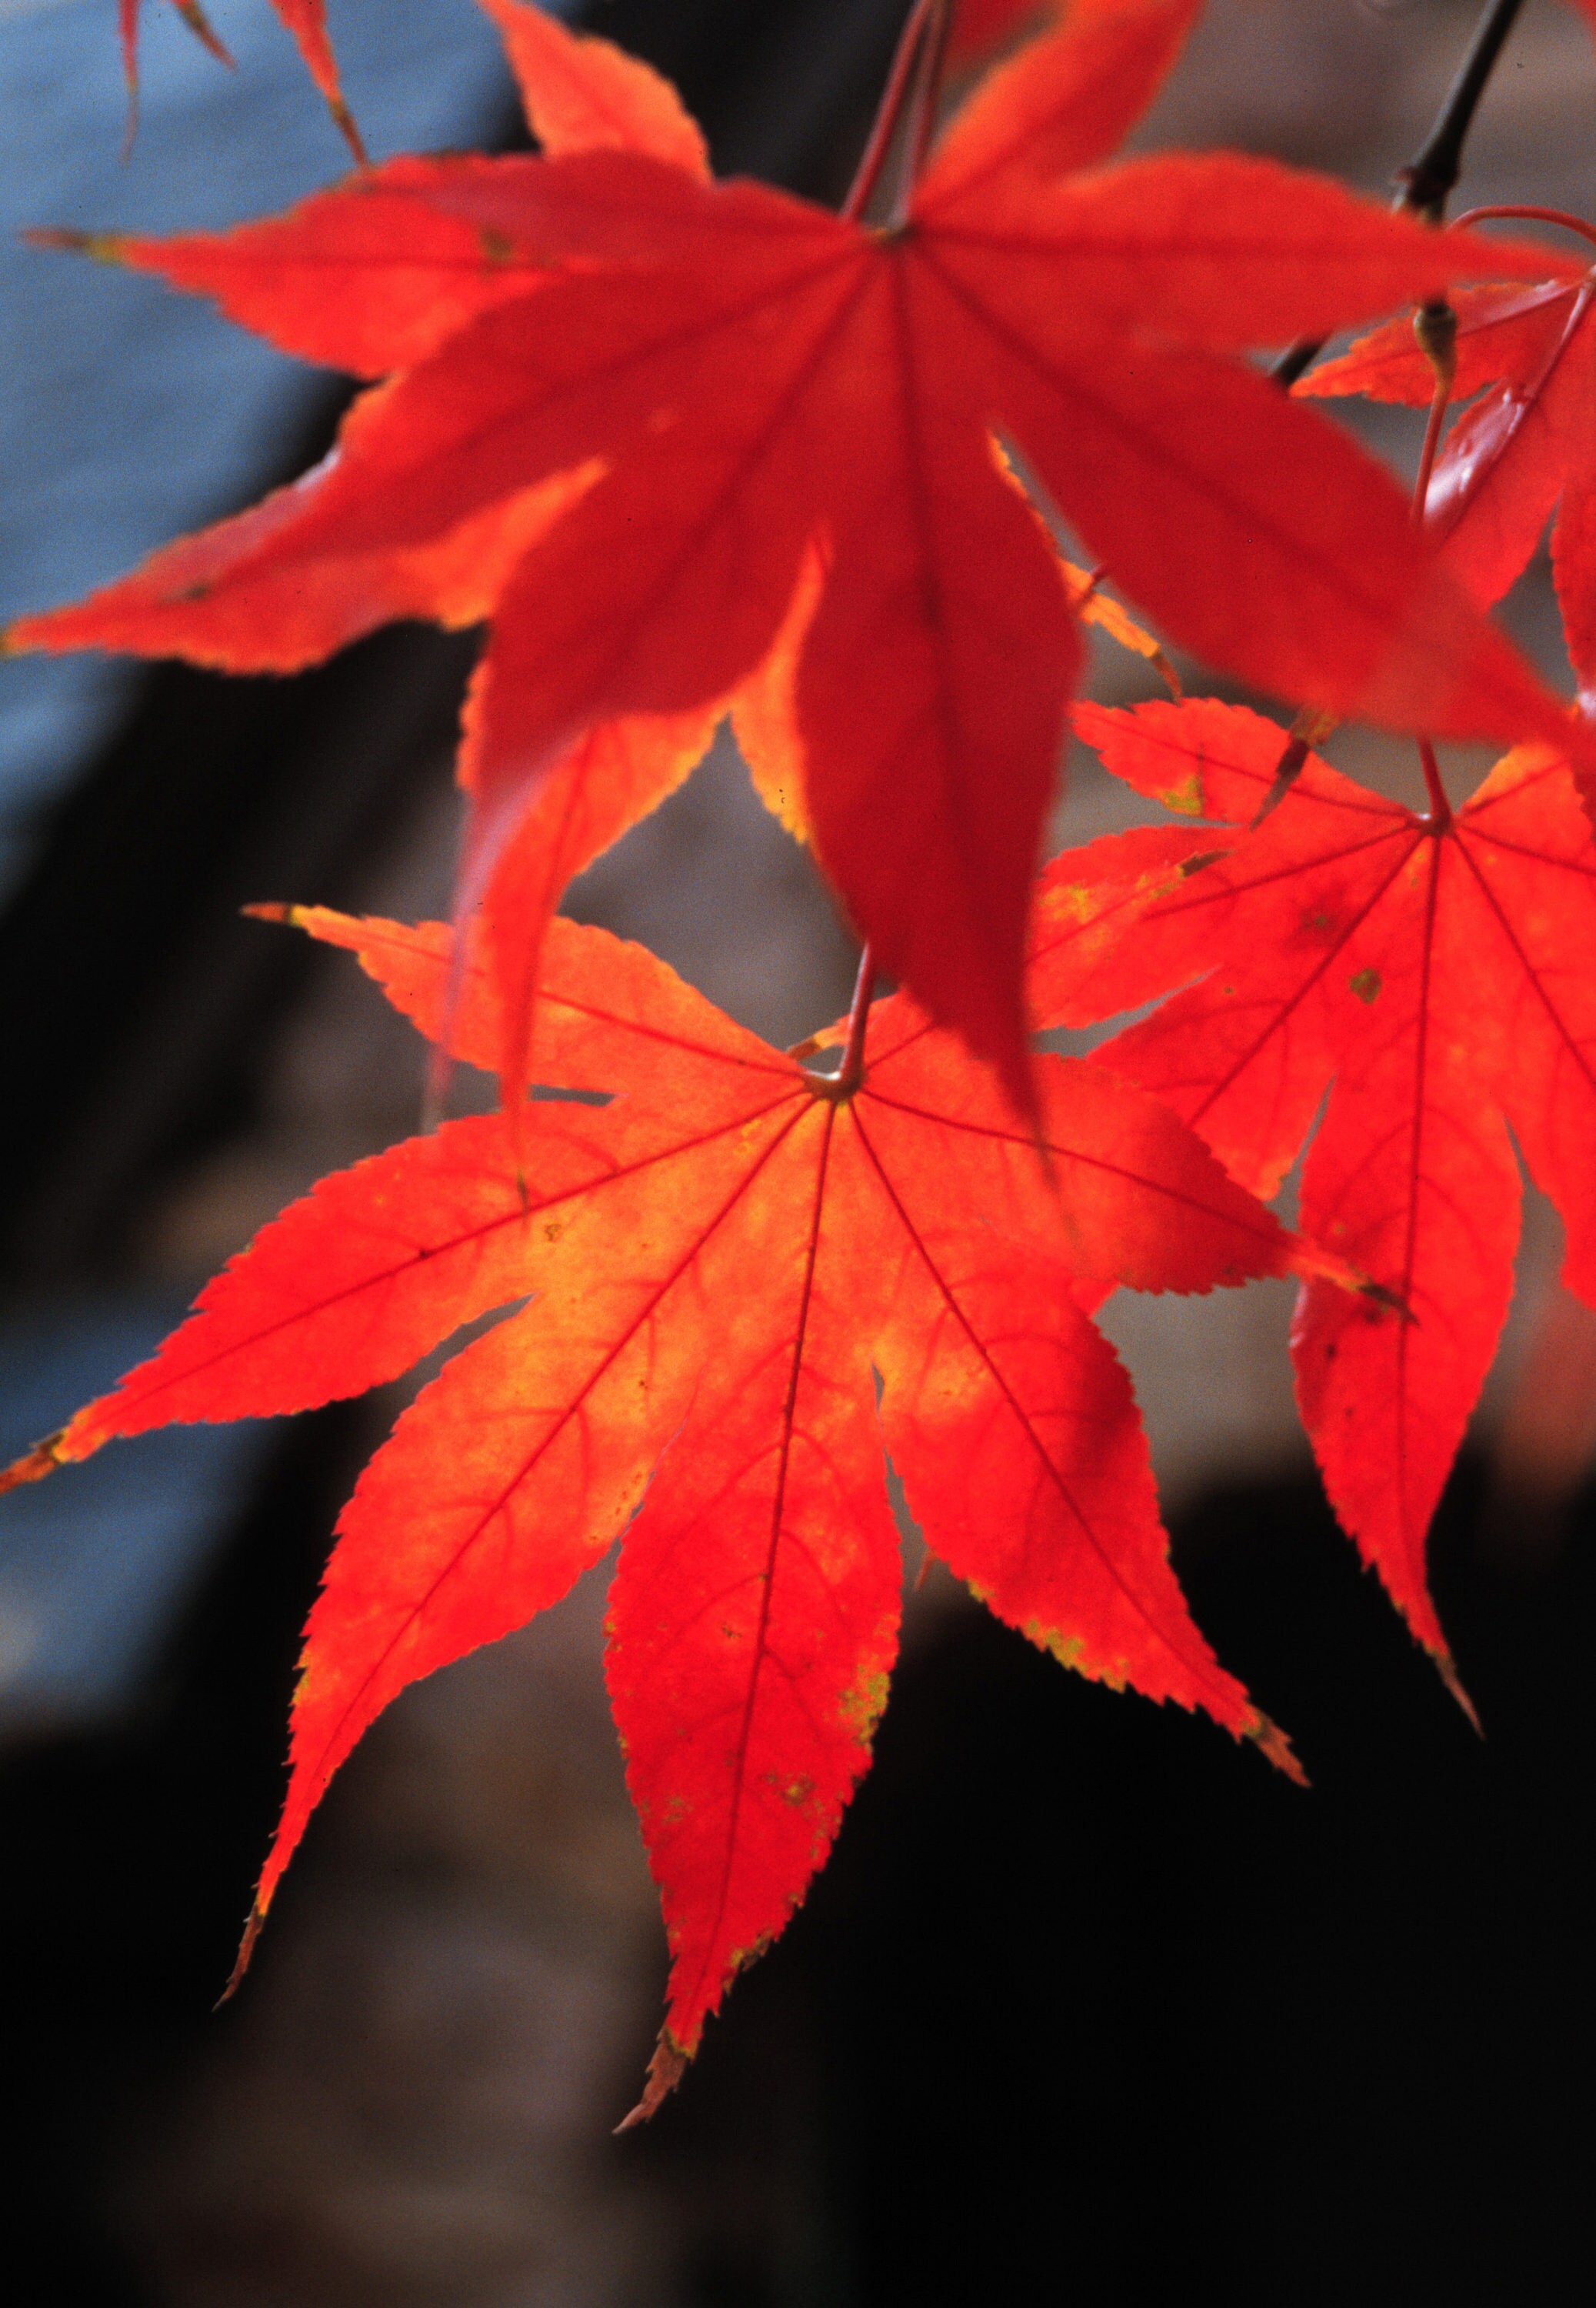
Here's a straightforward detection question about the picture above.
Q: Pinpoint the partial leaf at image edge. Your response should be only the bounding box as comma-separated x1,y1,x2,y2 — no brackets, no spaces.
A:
15,0,1588,1118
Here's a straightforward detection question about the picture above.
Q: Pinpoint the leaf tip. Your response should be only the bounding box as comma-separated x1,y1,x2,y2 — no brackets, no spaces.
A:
997,1040,1045,1152
173,0,232,71
1434,1649,1482,1736
0,1430,67,1499
23,228,125,267
1358,1275,1415,1325
1248,1711,1308,1788
1288,1236,1405,1312
215,1903,266,2008
329,98,368,168
614,2032,688,2132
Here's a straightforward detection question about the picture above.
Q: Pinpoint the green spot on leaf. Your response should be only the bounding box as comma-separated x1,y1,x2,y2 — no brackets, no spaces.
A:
1161,772,1204,817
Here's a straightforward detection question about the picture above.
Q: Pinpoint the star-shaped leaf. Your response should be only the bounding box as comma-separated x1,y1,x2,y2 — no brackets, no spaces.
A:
2,894,1321,2114
1042,696,1596,1682
11,0,1581,1112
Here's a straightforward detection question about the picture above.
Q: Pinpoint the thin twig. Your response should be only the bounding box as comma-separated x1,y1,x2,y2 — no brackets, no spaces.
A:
1400,0,1530,222
1271,0,1529,389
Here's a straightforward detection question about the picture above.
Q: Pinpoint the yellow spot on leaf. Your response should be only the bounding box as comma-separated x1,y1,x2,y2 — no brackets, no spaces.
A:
1161,772,1204,817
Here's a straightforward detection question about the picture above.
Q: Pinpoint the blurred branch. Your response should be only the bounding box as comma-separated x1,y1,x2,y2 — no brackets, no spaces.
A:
1271,0,1529,389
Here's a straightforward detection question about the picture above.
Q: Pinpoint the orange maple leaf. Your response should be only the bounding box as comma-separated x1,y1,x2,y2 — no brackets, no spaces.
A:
1043,696,1596,1694
0,897,1327,2116
12,0,1581,1113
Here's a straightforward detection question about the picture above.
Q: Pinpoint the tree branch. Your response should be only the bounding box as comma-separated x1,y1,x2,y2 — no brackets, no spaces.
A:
1271,0,1529,389
1399,0,1529,222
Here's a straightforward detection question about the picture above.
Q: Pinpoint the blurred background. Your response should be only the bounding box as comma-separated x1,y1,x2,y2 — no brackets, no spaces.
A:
0,2,1592,2300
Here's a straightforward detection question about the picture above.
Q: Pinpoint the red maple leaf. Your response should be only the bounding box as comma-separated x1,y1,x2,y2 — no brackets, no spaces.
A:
0,899,1329,2116
948,0,1058,63
1039,696,1596,1688
119,0,362,159
12,0,1580,1114
1298,246,1596,706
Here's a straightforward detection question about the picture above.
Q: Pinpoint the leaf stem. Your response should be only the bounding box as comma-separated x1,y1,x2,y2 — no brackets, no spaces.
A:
1450,202,1596,254
1418,737,1452,830
1419,270,1595,541
1271,0,1528,388
1413,384,1450,522
1411,302,1457,522
842,0,941,223
835,943,877,1098
895,0,955,222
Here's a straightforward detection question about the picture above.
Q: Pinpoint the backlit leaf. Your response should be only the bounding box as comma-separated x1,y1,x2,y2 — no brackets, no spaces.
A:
1052,697,1596,1675
1298,268,1596,705
15,0,1581,1113
3,903,1314,2110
